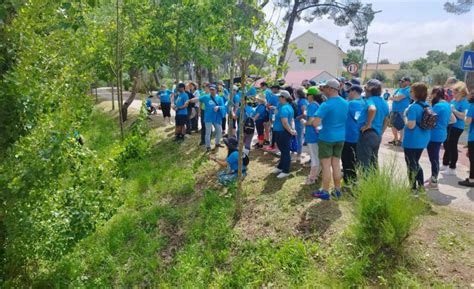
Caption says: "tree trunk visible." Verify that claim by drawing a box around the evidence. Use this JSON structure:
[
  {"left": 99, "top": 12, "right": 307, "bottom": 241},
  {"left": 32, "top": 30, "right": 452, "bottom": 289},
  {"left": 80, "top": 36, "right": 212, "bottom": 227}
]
[
  {"left": 121, "top": 68, "right": 140, "bottom": 122},
  {"left": 95, "top": 87, "right": 98, "bottom": 103},
  {"left": 208, "top": 67, "right": 214, "bottom": 83},
  {"left": 235, "top": 59, "right": 248, "bottom": 221},
  {"left": 152, "top": 67, "right": 160, "bottom": 86},
  {"left": 111, "top": 83, "right": 115, "bottom": 110},
  {"left": 196, "top": 63, "right": 203, "bottom": 87},
  {"left": 276, "top": 0, "right": 300, "bottom": 79},
  {"left": 228, "top": 35, "right": 236, "bottom": 132}
]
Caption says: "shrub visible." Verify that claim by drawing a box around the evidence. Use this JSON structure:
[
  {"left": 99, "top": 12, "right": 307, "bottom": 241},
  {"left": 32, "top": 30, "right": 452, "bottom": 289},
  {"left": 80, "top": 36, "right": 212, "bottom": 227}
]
[
  {"left": 371, "top": 70, "right": 387, "bottom": 82},
  {"left": 428, "top": 65, "right": 454, "bottom": 85}
]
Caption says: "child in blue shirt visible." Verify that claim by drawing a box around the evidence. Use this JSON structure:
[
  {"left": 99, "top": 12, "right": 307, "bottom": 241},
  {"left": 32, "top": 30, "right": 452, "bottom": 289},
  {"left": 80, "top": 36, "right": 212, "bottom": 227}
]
[
  {"left": 210, "top": 137, "right": 248, "bottom": 186},
  {"left": 253, "top": 94, "right": 267, "bottom": 148}
]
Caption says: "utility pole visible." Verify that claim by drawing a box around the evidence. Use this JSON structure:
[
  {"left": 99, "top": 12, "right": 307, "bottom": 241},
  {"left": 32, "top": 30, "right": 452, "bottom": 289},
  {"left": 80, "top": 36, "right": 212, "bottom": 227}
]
[
  {"left": 359, "top": 10, "right": 382, "bottom": 79},
  {"left": 374, "top": 41, "right": 388, "bottom": 72}
]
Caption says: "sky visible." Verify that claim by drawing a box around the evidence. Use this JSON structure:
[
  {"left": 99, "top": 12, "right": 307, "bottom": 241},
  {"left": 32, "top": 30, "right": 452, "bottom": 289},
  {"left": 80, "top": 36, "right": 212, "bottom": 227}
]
[{"left": 264, "top": 0, "right": 474, "bottom": 64}]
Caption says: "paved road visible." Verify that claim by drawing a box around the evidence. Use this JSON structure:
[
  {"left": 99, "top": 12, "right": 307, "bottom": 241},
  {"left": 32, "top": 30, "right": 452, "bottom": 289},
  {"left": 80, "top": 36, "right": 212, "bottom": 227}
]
[{"left": 93, "top": 88, "right": 474, "bottom": 213}]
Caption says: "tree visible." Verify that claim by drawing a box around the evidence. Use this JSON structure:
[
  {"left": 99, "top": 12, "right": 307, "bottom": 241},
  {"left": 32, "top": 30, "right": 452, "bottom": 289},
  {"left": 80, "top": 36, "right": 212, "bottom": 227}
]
[
  {"left": 399, "top": 61, "right": 410, "bottom": 69},
  {"left": 393, "top": 68, "right": 423, "bottom": 84},
  {"left": 426, "top": 50, "right": 448, "bottom": 64},
  {"left": 444, "top": 0, "right": 473, "bottom": 14},
  {"left": 274, "top": 0, "right": 375, "bottom": 77},
  {"left": 371, "top": 70, "right": 386, "bottom": 82},
  {"left": 411, "top": 58, "right": 432, "bottom": 75},
  {"left": 343, "top": 49, "right": 363, "bottom": 66},
  {"left": 428, "top": 65, "right": 454, "bottom": 85},
  {"left": 378, "top": 59, "right": 390, "bottom": 64}
]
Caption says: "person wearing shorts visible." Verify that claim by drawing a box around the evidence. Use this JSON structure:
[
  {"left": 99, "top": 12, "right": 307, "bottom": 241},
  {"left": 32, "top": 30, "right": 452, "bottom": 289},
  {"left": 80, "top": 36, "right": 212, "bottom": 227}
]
[
  {"left": 312, "top": 79, "right": 348, "bottom": 200},
  {"left": 157, "top": 84, "right": 172, "bottom": 125},
  {"left": 389, "top": 76, "right": 411, "bottom": 146}
]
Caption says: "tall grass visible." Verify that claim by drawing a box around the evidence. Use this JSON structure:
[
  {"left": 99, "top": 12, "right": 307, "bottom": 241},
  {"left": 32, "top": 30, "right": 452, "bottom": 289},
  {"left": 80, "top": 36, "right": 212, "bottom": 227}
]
[{"left": 340, "top": 165, "right": 424, "bottom": 284}]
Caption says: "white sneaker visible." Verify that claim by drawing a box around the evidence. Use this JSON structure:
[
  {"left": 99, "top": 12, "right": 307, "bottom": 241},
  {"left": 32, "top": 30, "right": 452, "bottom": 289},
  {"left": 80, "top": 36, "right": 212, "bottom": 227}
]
[
  {"left": 443, "top": 168, "right": 457, "bottom": 176},
  {"left": 440, "top": 165, "right": 448, "bottom": 172},
  {"left": 276, "top": 152, "right": 281, "bottom": 157},
  {"left": 271, "top": 167, "right": 282, "bottom": 174},
  {"left": 277, "top": 172, "right": 290, "bottom": 179}
]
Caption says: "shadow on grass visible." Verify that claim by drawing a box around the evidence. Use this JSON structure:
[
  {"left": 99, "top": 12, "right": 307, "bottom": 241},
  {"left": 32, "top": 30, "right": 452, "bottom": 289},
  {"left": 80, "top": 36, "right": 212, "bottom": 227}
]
[{"left": 296, "top": 200, "right": 342, "bottom": 239}]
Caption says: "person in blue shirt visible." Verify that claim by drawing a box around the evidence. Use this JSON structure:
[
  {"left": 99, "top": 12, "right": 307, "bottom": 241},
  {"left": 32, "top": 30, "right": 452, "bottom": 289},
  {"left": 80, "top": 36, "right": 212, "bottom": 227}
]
[
  {"left": 210, "top": 137, "right": 247, "bottom": 186},
  {"left": 145, "top": 95, "right": 157, "bottom": 115},
  {"left": 271, "top": 90, "right": 296, "bottom": 179},
  {"left": 459, "top": 92, "right": 474, "bottom": 187},
  {"left": 217, "top": 80, "right": 230, "bottom": 134},
  {"left": 234, "top": 96, "right": 256, "bottom": 150},
  {"left": 402, "top": 82, "right": 432, "bottom": 192},
  {"left": 441, "top": 81, "right": 470, "bottom": 176},
  {"left": 425, "top": 87, "right": 456, "bottom": 189},
  {"left": 342, "top": 85, "right": 364, "bottom": 183},
  {"left": 189, "top": 84, "right": 225, "bottom": 151},
  {"left": 295, "top": 88, "right": 309, "bottom": 162},
  {"left": 253, "top": 94, "right": 267, "bottom": 149},
  {"left": 259, "top": 82, "right": 272, "bottom": 145},
  {"left": 383, "top": 89, "right": 391, "bottom": 101},
  {"left": 300, "top": 86, "right": 321, "bottom": 185},
  {"left": 172, "top": 83, "right": 189, "bottom": 142},
  {"left": 389, "top": 76, "right": 411, "bottom": 146},
  {"left": 265, "top": 84, "right": 281, "bottom": 151},
  {"left": 198, "top": 83, "right": 210, "bottom": 146},
  {"left": 356, "top": 79, "right": 390, "bottom": 172},
  {"left": 157, "top": 84, "right": 172, "bottom": 125},
  {"left": 312, "top": 79, "right": 349, "bottom": 200}
]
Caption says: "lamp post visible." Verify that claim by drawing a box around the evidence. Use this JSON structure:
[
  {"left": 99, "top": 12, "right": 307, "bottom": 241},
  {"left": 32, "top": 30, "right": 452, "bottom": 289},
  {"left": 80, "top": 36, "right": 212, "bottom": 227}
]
[{"left": 374, "top": 41, "right": 388, "bottom": 72}]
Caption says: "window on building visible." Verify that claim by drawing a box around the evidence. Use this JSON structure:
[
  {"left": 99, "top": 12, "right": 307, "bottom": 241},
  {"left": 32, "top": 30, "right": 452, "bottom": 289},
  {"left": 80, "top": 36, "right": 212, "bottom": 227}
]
[
  {"left": 308, "top": 43, "right": 314, "bottom": 49},
  {"left": 310, "top": 57, "right": 317, "bottom": 64}
]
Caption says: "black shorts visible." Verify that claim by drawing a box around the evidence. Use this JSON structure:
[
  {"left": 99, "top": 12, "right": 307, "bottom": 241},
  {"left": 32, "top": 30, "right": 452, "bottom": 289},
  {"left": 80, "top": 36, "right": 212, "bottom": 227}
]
[
  {"left": 256, "top": 121, "right": 264, "bottom": 136},
  {"left": 161, "top": 102, "right": 171, "bottom": 117},
  {"left": 175, "top": 114, "right": 187, "bottom": 126}
]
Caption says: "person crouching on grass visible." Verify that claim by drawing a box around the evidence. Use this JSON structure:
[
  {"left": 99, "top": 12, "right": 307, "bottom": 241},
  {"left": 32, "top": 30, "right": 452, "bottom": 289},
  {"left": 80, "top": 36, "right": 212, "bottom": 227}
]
[
  {"left": 173, "top": 83, "right": 189, "bottom": 143},
  {"left": 210, "top": 137, "right": 248, "bottom": 186}
]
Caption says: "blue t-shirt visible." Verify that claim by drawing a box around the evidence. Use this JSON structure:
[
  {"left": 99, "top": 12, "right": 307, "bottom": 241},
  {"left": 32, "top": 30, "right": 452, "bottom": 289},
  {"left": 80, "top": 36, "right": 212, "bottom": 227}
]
[
  {"left": 157, "top": 89, "right": 171, "bottom": 103},
  {"left": 451, "top": 98, "right": 469, "bottom": 130},
  {"left": 315, "top": 96, "right": 348, "bottom": 143},
  {"left": 227, "top": 151, "right": 241, "bottom": 172},
  {"left": 199, "top": 94, "right": 225, "bottom": 124},
  {"left": 305, "top": 102, "right": 319, "bottom": 144},
  {"left": 392, "top": 86, "right": 411, "bottom": 113},
  {"left": 467, "top": 104, "right": 474, "bottom": 142},
  {"left": 431, "top": 101, "right": 451, "bottom": 142},
  {"left": 273, "top": 103, "right": 294, "bottom": 132},
  {"left": 402, "top": 102, "right": 431, "bottom": 149},
  {"left": 345, "top": 98, "right": 364, "bottom": 143},
  {"left": 383, "top": 92, "right": 390, "bottom": 100},
  {"left": 236, "top": 105, "right": 255, "bottom": 123},
  {"left": 295, "top": 98, "right": 309, "bottom": 129},
  {"left": 358, "top": 96, "right": 390, "bottom": 137},
  {"left": 233, "top": 92, "right": 241, "bottom": 107},
  {"left": 246, "top": 86, "right": 257, "bottom": 97},
  {"left": 254, "top": 103, "right": 267, "bottom": 123},
  {"left": 174, "top": 92, "right": 189, "bottom": 116},
  {"left": 146, "top": 98, "right": 153, "bottom": 108},
  {"left": 266, "top": 93, "right": 279, "bottom": 118}
]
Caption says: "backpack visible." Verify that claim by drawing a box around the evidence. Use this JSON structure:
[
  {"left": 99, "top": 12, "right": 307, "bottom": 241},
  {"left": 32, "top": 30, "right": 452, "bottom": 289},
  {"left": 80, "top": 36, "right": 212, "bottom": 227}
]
[
  {"left": 244, "top": 112, "right": 255, "bottom": 135},
  {"left": 291, "top": 102, "right": 298, "bottom": 119},
  {"left": 416, "top": 102, "right": 438, "bottom": 130},
  {"left": 243, "top": 154, "right": 250, "bottom": 166}
]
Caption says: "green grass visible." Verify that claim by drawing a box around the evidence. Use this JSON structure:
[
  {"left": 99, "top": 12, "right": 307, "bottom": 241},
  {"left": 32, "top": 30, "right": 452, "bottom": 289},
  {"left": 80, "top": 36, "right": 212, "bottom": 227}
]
[{"left": 21, "top": 109, "right": 474, "bottom": 288}]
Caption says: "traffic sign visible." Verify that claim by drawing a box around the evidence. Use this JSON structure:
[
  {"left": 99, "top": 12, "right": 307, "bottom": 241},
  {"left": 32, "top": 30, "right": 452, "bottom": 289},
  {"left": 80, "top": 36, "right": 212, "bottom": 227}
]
[
  {"left": 347, "top": 63, "right": 359, "bottom": 74},
  {"left": 461, "top": 51, "right": 474, "bottom": 72}
]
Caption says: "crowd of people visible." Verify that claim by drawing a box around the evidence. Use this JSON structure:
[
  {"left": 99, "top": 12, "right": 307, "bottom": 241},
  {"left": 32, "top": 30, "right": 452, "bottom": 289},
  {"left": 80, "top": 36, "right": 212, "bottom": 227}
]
[{"left": 146, "top": 75, "right": 473, "bottom": 196}]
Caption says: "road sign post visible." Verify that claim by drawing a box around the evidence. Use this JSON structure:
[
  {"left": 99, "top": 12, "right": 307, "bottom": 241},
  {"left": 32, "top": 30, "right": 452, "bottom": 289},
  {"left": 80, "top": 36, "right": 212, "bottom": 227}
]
[{"left": 461, "top": 51, "right": 474, "bottom": 72}]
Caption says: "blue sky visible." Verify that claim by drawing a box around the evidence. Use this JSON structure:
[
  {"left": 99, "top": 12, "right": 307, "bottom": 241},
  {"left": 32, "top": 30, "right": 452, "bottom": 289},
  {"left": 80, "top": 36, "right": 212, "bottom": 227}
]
[{"left": 266, "top": 0, "right": 473, "bottom": 63}]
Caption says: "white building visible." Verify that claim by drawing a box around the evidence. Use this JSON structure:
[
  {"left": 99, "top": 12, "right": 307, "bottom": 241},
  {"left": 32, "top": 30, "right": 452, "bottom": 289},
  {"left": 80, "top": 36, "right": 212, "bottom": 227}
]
[{"left": 283, "top": 30, "right": 346, "bottom": 78}]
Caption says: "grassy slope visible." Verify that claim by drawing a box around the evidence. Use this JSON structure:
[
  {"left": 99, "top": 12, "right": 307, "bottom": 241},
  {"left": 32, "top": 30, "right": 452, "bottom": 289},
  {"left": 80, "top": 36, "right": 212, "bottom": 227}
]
[{"left": 36, "top": 104, "right": 474, "bottom": 288}]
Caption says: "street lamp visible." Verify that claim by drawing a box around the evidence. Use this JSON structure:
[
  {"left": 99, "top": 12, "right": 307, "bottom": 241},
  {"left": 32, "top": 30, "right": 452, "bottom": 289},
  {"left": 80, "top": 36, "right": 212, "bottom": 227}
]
[{"left": 374, "top": 41, "right": 388, "bottom": 71}]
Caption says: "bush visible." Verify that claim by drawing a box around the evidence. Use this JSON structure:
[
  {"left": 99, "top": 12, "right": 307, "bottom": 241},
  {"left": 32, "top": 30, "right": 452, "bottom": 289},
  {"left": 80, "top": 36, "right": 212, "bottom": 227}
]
[
  {"left": 371, "top": 70, "right": 387, "bottom": 82},
  {"left": 341, "top": 166, "right": 424, "bottom": 284},
  {"left": 428, "top": 65, "right": 454, "bottom": 85},
  {"left": 392, "top": 68, "right": 423, "bottom": 85}
]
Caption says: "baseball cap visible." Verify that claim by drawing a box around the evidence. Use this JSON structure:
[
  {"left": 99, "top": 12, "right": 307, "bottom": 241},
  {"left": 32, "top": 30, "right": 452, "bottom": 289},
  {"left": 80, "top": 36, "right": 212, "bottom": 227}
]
[
  {"left": 209, "top": 84, "right": 217, "bottom": 90},
  {"left": 307, "top": 86, "right": 320, "bottom": 96},
  {"left": 217, "top": 80, "right": 225, "bottom": 86},
  {"left": 270, "top": 84, "right": 281, "bottom": 89},
  {"left": 324, "top": 79, "right": 340, "bottom": 90},
  {"left": 337, "top": 76, "right": 346, "bottom": 82},
  {"left": 400, "top": 76, "right": 411, "bottom": 82},
  {"left": 348, "top": 85, "right": 363, "bottom": 94},
  {"left": 177, "top": 83, "right": 186, "bottom": 89},
  {"left": 309, "top": 80, "right": 317, "bottom": 86},
  {"left": 279, "top": 90, "right": 292, "bottom": 100},
  {"left": 223, "top": 137, "right": 238, "bottom": 150}
]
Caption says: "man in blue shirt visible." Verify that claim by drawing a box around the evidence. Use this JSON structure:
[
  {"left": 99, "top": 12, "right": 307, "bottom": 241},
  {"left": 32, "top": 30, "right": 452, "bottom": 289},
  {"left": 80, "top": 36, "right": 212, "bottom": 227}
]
[
  {"left": 173, "top": 83, "right": 189, "bottom": 143},
  {"left": 312, "top": 79, "right": 349, "bottom": 200},
  {"left": 342, "top": 85, "right": 364, "bottom": 183},
  {"left": 357, "top": 79, "right": 390, "bottom": 170},
  {"left": 265, "top": 84, "right": 281, "bottom": 151},
  {"left": 389, "top": 76, "right": 411, "bottom": 146},
  {"left": 260, "top": 82, "right": 273, "bottom": 145},
  {"left": 157, "top": 84, "right": 172, "bottom": 125}
]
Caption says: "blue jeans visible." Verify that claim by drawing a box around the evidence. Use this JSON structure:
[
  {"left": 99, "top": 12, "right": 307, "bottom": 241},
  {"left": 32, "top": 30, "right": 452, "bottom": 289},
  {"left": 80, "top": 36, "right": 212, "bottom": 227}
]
[
  {"left": 427, "top": 141, "right": 442, "bottom": 179},
  {"left": 274, "top": 130, "right": 291, "bottom": 173},
  {"left": 404, "top": 148, "right": 424, "bottom": 190},
  {"left": 356, "top": 130, "right": 381, "bottom": 171},
  {"left": 296, "top": 124, "right": 304, "bottom": 154},
  {"left": 205, "top": 122, "right": 222, "bottom": 149}
]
